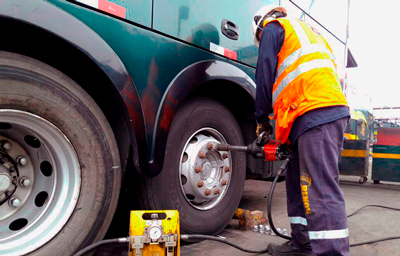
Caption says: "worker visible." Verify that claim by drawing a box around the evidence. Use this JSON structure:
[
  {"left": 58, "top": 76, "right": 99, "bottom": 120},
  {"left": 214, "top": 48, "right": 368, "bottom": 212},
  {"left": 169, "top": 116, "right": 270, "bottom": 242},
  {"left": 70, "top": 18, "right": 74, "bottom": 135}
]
[{"left": 252, "top": 5, "right": 350, "bottom": 256}]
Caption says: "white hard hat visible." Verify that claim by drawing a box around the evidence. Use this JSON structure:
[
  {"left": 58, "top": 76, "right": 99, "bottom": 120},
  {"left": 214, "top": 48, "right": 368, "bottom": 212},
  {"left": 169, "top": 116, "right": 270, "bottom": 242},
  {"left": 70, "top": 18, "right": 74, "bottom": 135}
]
[{"left": 252, "top": 5, "right": 287, "bottom": 47}]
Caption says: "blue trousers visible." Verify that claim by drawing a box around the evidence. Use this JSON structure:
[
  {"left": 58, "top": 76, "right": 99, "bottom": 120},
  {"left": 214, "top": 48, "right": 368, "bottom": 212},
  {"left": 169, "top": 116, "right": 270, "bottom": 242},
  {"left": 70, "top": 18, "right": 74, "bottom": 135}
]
[{"left": 286, "top": 117, "right": 350, "bottom": 255}]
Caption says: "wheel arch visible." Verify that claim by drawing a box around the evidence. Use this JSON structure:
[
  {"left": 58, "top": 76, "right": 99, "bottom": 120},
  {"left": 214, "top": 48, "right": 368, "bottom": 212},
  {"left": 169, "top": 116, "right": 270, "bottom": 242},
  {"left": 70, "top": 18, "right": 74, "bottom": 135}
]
[
  {"left": 0, "top": 1, "right": 146, "bottom": 175},
  {"left": 151, "top": 60, "right": 257, "bottom": 176}
]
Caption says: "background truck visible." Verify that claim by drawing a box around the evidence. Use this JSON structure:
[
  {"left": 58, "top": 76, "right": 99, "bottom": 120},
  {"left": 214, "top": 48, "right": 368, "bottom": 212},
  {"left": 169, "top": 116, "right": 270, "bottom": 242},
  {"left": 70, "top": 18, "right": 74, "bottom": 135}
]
[{"left": 0, "top": 0, "right": 352, "bottom": 255}]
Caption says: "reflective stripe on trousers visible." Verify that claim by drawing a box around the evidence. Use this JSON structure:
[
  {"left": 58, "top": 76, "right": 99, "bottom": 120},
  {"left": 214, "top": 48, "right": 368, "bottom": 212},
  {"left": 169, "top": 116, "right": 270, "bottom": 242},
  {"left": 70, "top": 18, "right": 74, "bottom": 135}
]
[
  {"left": 309, "top": 228, "right": 349, "bottom": 240},
  {"left": 289, "top": 216, "right": 308, "bottom": 226}
]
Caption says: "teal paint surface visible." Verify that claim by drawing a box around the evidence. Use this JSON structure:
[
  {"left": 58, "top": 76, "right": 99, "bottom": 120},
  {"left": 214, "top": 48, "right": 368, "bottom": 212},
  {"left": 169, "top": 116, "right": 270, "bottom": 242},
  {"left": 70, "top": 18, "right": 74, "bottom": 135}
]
[
  {"left": 373, "top": 145, "right": 400, "bottom": 154},
  {"left": 153, "top": 0, "right": 279, "bottom": 67},
  {"left": 48, "top": 0, "right": 257, "bottom": 158},
  {"left": 339, "top": 140, "right": 368, "bottom": 177},
  {"left": 372, "top": 159, "right": 400, "bottom": 183},
  {"left": 372, "top": 145, "right": 400, "bottom": 182},
  {"left": 76, "top": 0, "right": 152, "bottom": 27}
]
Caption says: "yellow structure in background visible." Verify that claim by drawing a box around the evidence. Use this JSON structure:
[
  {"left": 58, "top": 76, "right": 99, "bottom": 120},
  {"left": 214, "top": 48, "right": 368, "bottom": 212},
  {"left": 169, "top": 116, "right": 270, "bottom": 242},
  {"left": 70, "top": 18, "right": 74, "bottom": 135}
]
[
  {"left": 129, "top": 210, "right": 180, "bottom": 256},
  {"left": 344, "top": 133, "right": 359, "bottom": 140}
]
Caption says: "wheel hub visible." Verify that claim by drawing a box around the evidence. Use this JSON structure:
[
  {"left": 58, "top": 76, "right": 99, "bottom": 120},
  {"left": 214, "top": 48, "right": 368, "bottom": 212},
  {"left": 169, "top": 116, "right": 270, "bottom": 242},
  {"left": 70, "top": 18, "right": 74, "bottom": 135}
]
[
  {"left": 0, "top": 110, "right": 80, "bottom": 256},
  {"left": 0, "top": 151, "right": 19, "bottom": 204},
  {"left": 0, "top": 173, "right": 11, "bottom": 192},
  {"left": 200, "top": 162, "right": 213, "bottom": 180},
  {"left": 179, "top": 128, "right": 232, "bottom": 210}
]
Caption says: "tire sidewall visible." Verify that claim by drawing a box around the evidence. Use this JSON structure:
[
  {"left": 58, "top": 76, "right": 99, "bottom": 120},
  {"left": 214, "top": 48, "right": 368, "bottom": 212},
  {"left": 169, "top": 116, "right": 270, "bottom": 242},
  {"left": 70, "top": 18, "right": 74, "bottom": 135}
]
[
  {"left": 153, "top": 98, "right": 245, "bottom": 234},
  {"left": 0, "top": 52, "right": 120, "bottom": 256}
]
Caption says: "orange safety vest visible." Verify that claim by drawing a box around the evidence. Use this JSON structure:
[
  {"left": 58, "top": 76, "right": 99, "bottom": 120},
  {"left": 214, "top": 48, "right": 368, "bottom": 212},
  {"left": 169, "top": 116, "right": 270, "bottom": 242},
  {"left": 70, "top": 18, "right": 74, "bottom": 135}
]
[{"left": 262, "top": 17, "right": 348, "bottom": 144}]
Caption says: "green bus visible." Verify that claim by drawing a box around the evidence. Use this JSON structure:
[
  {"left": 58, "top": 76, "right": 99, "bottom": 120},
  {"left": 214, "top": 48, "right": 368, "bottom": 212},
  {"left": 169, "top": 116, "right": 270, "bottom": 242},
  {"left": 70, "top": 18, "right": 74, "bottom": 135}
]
[{"left": 0, "top": 0, "right": 352, "bottom": 255}]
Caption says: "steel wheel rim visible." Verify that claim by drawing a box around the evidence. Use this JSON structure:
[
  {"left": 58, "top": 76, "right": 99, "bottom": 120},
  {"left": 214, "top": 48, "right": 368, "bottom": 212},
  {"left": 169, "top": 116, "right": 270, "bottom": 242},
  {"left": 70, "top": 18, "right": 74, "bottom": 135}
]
[
  {"left": 0, "top": 110, "right": 80, "bottom": 256},
  {"left": 179, "top": 128, "right": 232, "bottom": 210}
]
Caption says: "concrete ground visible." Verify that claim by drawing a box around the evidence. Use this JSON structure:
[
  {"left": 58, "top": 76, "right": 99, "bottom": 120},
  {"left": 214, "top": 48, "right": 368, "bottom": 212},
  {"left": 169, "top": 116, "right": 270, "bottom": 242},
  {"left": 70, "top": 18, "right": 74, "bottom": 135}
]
[
  {"left": 180, "top": 176, "right": 400, "bottom": 256},
  {"left": 95, "top": 163, "right": 400, "bottom": 256}
]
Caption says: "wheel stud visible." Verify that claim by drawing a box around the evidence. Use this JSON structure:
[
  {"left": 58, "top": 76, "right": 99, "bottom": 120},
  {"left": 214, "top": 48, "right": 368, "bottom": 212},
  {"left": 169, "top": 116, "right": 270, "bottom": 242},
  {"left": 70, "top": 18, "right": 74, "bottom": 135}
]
[
  {"left": 197, "top": 180, "right": 204, "bottom": 187},
  {"left": 17, "top": 156, "right": 28, "bottom": 166},
  {"left": 204, "top": 188, "right": 211, "bottom": 196},
  {"left": 207, "top": 142, "right": 214, "bottom": 151},
  {"left": 9, "top": 197, "right": 21, "bottom": 208},
  {"left": 19, "top": 177, "right": 32, "bottom": 187},
  {"left": 194, "top": 166, "right": 202, "bottom": 173},
  {"left": 199, "top": 151, "right": 206, "bottom": 159},
  {"left": 224, "top": 166, "right": 230, "bottom": 173},
  {"left": 213, "top": 188, "right": 220, "bottom": 195},
  {"left": 221, "top": 180, "right": 228, "bottom": 186},
  {"left": 1, "top": 141, "right": 12, "bottom": 151},
  {"left": 222, "top": 153, "right": 229, "bottom": 159}
]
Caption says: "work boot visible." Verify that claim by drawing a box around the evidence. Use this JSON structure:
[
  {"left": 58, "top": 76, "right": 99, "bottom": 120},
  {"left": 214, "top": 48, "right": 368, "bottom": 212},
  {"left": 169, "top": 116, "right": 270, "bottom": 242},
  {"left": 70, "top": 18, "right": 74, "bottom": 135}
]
[{"left": 267, "top": 241, "right": 312, "bottom": 256}]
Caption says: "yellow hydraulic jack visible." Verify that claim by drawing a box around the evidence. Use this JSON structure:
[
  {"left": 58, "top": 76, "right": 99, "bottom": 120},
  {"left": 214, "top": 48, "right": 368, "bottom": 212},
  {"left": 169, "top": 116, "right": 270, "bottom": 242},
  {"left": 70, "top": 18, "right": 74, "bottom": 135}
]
[{"left": 129, "top": 210, "right": 180, "bottom": 256}]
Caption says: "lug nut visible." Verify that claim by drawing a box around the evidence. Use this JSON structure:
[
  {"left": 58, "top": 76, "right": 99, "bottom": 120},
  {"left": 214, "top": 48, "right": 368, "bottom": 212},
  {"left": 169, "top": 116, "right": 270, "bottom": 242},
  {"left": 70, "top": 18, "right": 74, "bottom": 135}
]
[
  {"left": 19, "top": 177, "right": 32, "bottom": 187},
  {"left": 198, "top": 151, "right": 206, "bottom": 159},
  {"left": 17, "top": 156, "right": 28, "bottom": 166},
  {"left": 204, "top": 189, "right": 211, "bottom": 196},
  {"left": 207, "top": 142, "right": 214, "bottom": 151},
  {"left": 1, "top": 141, "right": 12, "bottom": 151},
  {"left": 264, "top": 225, "right": 271, "bottom": 235},
  {"left": 197, "top": 180, "right": 204, "bottom": 187},
  {"left": 9, "top": 197, "right": 21, "bottom": 208},
  {"left": 253, "top": 225, "right": 259, "bottom": 232},
  {"left": 224, "top": 166, "right": 230, "bottom": 173},
  {"left": 222, "top": 153, "right": 229, "bottom": 159},
  {"left": 221, "top": 180, "right": 228, "bottom": 186},
  {"left": 258, "top": 224, "right": 265, "bottom": 234},
  {"left": 213, "top": 188, "right": 220, "bottom": 195},
  {"left": 194, "top": 166, "right": 202, "bottom": 173}
]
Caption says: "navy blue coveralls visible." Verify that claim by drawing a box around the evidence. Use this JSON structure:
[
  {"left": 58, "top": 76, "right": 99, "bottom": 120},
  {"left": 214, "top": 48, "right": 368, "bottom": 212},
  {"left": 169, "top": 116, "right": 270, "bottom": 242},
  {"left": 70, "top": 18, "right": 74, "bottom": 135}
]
[{"left": 255, "top": 22, "right": 351, "bottom": 255}]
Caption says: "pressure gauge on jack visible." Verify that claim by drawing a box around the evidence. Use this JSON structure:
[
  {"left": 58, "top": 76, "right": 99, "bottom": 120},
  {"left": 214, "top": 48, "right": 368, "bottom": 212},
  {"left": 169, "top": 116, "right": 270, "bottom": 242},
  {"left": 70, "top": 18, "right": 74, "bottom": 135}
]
[{"left": 149, "top": 226, "right": 162, "bottom": 240}]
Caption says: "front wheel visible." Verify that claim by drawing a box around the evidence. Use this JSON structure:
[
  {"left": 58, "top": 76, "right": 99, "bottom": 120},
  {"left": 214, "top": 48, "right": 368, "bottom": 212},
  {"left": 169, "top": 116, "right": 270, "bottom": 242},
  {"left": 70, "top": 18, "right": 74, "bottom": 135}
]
[
  {"left": 139, "top": 98, "right": 246, "bottom": 234},
  {"left": 0, "top": 52, "right": 121, "bottom": 256}
]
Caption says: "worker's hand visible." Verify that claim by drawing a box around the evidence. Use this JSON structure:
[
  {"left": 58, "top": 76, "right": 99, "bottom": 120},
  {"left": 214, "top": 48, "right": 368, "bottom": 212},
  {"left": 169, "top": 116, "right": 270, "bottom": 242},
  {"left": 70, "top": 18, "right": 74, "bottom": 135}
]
[{"left": 256, "top": 121, "right": 273, "bottom": 137}]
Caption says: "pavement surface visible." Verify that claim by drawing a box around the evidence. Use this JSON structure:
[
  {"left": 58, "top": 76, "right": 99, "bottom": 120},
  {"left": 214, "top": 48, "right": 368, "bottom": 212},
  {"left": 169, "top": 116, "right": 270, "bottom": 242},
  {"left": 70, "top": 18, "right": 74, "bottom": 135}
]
[
  {"left": 180, "top": 177, "right": 400, "bottom": 256},
  {"left": 94, "top": 167, "right": 400, "bottom": 256}
]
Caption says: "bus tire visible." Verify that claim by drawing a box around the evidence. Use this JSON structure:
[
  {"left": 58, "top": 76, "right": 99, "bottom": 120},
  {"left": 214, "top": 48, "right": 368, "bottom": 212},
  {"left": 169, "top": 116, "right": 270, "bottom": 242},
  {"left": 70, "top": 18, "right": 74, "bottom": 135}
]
[
  {"left": 140, "top": 97, "right": 246, "bottom": 235},
  {"left": 0, "top": 51, "right": 121, "bottom": 256}
]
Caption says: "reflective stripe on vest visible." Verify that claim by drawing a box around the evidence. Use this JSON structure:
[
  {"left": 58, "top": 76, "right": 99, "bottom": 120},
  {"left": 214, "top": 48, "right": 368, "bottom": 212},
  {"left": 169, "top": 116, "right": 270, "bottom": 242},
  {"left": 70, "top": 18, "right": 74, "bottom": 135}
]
[
  {"left": 309, "top": 228, "right": 349, "bottom": 240},
  {"left": 271, "top": 18, "right": 336, "bottom": 105},
  {"left": 264, "top": 17, "right": 347, "bottom": 144},
  {"left": 288, "top": 216, "right": 307, "bottom": 226},
  {"left": 276, "top": 44, "right": 333, "bottom": 81},
  {"left": 289, "top": 18, "right": 310, "bottom": 47},
  {"left": 272, "top": 59, "right": 336, "bottom": 105}
]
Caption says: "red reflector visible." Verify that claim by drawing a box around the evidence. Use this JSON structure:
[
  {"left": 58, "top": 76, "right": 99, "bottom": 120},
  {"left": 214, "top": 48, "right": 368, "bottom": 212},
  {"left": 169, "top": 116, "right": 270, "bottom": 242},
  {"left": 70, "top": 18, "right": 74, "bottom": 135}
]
[
  {"left": 224, "top": 48, "right": 237, "bottom": 60},
  {"left": 99, "top": 0, "right": 126, "bottom": 18}
]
